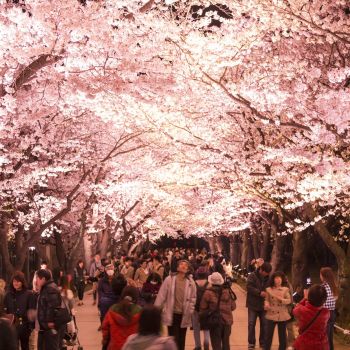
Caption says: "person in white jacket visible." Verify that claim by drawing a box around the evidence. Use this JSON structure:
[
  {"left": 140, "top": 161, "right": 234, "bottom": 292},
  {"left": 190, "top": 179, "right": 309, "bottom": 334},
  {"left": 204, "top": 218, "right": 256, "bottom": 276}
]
[
  {"left": 122, "top": 305, "right": 176, "bottom": 350},
  {"left": 154, "top": 260, "right": 196, "bottom": 350}
]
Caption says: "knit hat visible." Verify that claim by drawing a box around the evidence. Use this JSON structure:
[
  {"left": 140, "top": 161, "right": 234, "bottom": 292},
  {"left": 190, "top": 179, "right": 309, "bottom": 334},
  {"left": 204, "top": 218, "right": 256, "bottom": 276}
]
[{"left": 208, "top": 272, "right": 224, "bottom": 286}]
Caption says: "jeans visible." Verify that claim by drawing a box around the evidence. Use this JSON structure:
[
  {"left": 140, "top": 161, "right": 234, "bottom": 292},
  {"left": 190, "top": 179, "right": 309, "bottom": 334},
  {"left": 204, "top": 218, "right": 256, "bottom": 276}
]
[
  {"left": 192, "top": 311, "right": 210, "bottom": 349},
  {"left": 209, "top": 323, "right": 231, "bottom": 350},
  {"left": 76, "top": 282, "right": 85, "bottom": 301},
  {"left": 38, "top": 329, "right": 59, "bottom": 350},
  {"left": 248, "top": 308, "right": 266, "bottom": 347},
  {"left": 15, "top": 324, "right": 32, "bottom": 350},
  {"left": 327, "top": 310, "right": 336, "bottom": 350},
  {"left": 168, "top": 313, "right": 187, "bottom": 350},
  {"left": 264, "top": 320, "right": 287, "bottom": 350}
]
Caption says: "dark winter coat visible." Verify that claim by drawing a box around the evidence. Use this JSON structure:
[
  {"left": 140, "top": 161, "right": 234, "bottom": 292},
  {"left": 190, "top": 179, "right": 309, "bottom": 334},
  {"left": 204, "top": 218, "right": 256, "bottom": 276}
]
[
  {"left": 4, "top": 289, "right": 35, "bottom": 329},
  {"left": 74, "top": 266, "right": 87, "bottom": 285},
  {"left": 98, "top": 276, "right": 120, "bottom": 321},
  {"left": 0, "top": 318, "right": 17, "bottom": 350},
  {"left": 293, "top": 299, "right": 330, "bottom": 350},
  {"left": 246, "top": 270, "right": 269, "bottom": 311},
  {"left": 37, "top": 280, "right": 61, "bottom": 330}
]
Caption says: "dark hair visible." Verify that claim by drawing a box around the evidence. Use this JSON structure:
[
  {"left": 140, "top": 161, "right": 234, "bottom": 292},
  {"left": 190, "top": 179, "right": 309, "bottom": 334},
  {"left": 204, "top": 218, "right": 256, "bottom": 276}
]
[
  {"left": 146, "top": 272, "right": 162, "bottom": 284},
  {"left": 269, "top": 271, "right": 288, "bottom": 288},
  {"left": 77, "top": 260, "right": 84, "bottom": 266},
  {"left": 118, "top": 286, "right": 140, "bottom": 321},
  {"left": 125, "top": 257, "right": 133, "bottom": 262},
  {"left": 41, "top": 260, "right": 48, "bottom": 265},
  {"left": 153, "top": 255, "right": 162, "bottom": 263},
  {"left": 111, "top": 274, "right": 127, "bottom": 296},
  {"left": 320, "top": 267, "right": 338, "bottom": 297},
  {"left": 308, "top": 284, "right": 328, "bottom": 307},
  {"left": 10, "top": 271, "right": 27, "bottom": 291},
  {"left": 260, "top": 262, "right": 272, "bottom": 274},
  {"left": 36, "top": 269, "right": 51, "bottom": 281},
  {"left": 138, "top": 305, "right": 162, "bottom": 336}
]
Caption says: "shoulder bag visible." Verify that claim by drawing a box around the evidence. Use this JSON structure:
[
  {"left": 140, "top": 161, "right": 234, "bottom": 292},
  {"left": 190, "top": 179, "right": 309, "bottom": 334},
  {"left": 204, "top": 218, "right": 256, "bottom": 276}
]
[{"left": 199, "top": 288, "right": 223, "bottom": 330}]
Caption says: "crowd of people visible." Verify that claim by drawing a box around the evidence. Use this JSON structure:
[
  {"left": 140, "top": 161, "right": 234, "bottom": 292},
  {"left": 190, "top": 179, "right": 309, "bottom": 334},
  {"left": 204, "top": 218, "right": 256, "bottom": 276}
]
[{"left": 0, "top": 247, "right": 340, "bottom": 350}]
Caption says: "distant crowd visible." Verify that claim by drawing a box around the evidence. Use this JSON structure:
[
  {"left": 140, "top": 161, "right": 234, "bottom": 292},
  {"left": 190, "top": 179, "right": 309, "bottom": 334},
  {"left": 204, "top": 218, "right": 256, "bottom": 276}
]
[{"left": 0, "top": 247, "right": 338, "bottom": 350}]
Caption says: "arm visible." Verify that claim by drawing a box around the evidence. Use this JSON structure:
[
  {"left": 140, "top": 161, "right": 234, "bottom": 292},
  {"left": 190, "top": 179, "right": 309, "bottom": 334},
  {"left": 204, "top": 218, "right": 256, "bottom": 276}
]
[
  {"left": 134, "top": 268, "right": 140, "bottom": 281},
  {"left": 281, "top": 288, "right": 292, "bottom": 305},
  {"left": 246, "top": 274, "right": 262, "bottom": 297},
  {"left": 293, "top": 298, "right": 307, "bottom": 319},
  {"left": 46, "top": 290, "right": 62, "bottom": 326},
  {"left": 189, "top": 281, "right": 197, "bottom": 313},
  {"left": 199, "top": 290, "right": 209, "bottom": 312},
  {"left": 154, "top": 276, "right": 169, "bottom": 308}
]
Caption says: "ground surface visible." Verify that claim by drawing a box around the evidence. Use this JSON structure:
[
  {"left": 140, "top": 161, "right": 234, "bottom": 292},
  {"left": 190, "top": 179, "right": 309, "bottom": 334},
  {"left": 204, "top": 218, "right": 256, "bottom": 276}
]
[{"left": 75, "top": 283, "right": 348, "bottom": 349}]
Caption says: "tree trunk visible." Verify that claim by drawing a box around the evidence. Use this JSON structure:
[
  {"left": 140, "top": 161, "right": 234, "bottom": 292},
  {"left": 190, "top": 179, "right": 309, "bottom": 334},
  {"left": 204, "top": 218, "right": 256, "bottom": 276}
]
[
  {"left": 215, "top": 236, "right": 224, "bottom": 254},
  {"left": 229, "top": 235, "right": 240, "bottom": 266},
  {"left": 54, "top": 231, "right": 67, "bottom": 269},
  {"left": 337, "top": 252, "right": 350, "bottom": 324},
  {"left": 291, "top": 230, "right": 309, "bottom": 291},
  {"left": 100, "top": 229, "right": 110, "bottom": 259},
  {"left": 270, "top": 235, "right": 287, "bottom": 273},
  {"left": 251, "top": 230, "right": 260, "bottom": 260},
  {"left": 206, "top": 237, "right": 216, "bottom": 254},
  {"left": 0, "top": 219, "right": 14, "bottom": 280},
  {"left": 83, "top": 232, "right": 93, "bottom": 271},
  {"left": 241, "top": 231, "right": 249, "bottom": 269},
  {"left": 260, "top": 221, "right": 271, "bottom": 260}
]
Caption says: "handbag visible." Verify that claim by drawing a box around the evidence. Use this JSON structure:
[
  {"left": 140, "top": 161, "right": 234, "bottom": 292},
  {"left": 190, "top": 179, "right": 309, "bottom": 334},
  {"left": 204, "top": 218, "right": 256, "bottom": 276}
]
[
  {"left": 199, "top": 288, "right": 223, "bottom": 330},
  {"left": 54, "top": 298, "right": 72, "bottom": 328}
]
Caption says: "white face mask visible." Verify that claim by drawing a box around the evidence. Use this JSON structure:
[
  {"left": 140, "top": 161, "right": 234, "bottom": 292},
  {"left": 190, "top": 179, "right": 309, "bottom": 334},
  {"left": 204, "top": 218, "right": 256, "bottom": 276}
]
[
  {"left": 41, "top": 265, "right": 47, "bottom": 270},
  {"left": 106, "top": 270, "right": 114, "bottom": 277},
  {"left": 150, "top": 280, "right": 157, "bottom": 285}
]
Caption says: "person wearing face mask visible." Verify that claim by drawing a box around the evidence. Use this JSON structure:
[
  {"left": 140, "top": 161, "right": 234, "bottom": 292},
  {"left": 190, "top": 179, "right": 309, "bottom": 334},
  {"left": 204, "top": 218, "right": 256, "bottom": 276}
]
[
  {"left": 98, "top": 265, "right": 127, "bottom": 325},
  {"left": 141, "top": 273, "right": 162, "bottom": 305}
]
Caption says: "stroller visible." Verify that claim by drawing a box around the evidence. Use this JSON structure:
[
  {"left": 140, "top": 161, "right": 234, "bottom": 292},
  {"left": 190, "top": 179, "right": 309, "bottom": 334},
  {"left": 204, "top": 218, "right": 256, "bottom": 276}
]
[{"left": 63, "top": 314, "right": 83, "bottom": 350}]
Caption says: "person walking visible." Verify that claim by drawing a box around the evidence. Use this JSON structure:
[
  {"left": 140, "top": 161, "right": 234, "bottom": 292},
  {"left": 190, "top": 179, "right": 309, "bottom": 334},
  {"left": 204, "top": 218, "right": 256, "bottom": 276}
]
[
  {"left": 152, "top": 256, "right": 165, "bottom": 281},
  {"left": 98, "top": 264, "right": 125, "bottom": 324},
  {"left": 134, "top": 259, "right": 149, "bottom": 288},
  {"left": 36, "top": 269, "right": 63, "bottom": 350},
  {"left": 264, "top": 271, "right": 292, "bottom": 350},
  {"left": 193, "top": 266, "right": 210, "bottom": 350},
  {"left": 74, "top": 260, "right": 88, "bottom": 306},
  {"left": 122, "top": 305, "right": 177, "bottom": 350},
  {"left": 141, "top": 272, "right": 162, "bottom": 305},
  {"left": 120, "top": 257, "right": 135, "bottom": 282},
  {"left": 155, "top": 260, "right": 197, "bottom": 350},
  {"left": 320, "top": 267, "right": 338, "bottom": 350},
  {"left": 293, "top": 284, "right": 330, "bottom": 350},
  {"left": 246, "top": 262, "right": 272, "bottom": 349},
  {"left": 200, "top": 272, "right": 236, "bottom": 350},
  {"left": 4, "top": 271, "right": 35, "bottom": 350},
  {"left": 90, "top": 254, "right": 103, "bottom": 305},
  {"left": 102, "top": 286, "right": 142, "bottom": 350}
]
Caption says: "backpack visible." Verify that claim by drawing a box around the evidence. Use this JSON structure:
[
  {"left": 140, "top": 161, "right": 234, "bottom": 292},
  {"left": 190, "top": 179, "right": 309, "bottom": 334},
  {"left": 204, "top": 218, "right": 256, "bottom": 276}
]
[{"left": 195, "top": 281, "right": 209, "bottom": 311}]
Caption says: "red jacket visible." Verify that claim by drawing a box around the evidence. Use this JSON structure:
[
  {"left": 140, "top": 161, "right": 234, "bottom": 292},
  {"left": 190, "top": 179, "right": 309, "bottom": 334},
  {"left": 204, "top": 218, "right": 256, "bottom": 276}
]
[
  {"left": 293, "top": 299, "right": 330, "bottom": 350},
  {"left": 102, "top": 303, "right": 142, "bottom": 350}
]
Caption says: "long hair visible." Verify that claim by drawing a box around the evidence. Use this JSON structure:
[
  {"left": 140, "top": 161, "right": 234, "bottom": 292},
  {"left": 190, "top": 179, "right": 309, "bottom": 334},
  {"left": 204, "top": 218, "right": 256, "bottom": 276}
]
[
  {"left": 10, "top": 271, "right": 28, "bottom": 291},
  {"left": 320, "top": 267, "right": 338, "bottom": 297}
]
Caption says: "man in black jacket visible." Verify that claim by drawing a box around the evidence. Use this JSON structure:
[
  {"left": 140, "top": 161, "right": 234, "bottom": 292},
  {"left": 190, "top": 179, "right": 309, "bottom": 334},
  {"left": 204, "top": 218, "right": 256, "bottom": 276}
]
[
  {"left": 36, "top": 269, "right": 62, "bottom": 350},
  {"left": 246, "top": 262, "right": 272, "bottom": 349}
]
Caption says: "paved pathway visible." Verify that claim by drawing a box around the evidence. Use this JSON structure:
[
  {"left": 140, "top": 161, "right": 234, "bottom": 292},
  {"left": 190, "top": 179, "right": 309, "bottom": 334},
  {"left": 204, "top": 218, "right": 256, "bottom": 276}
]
[{"left": 75, "top": 284, "right": 348, "bottom": 349}]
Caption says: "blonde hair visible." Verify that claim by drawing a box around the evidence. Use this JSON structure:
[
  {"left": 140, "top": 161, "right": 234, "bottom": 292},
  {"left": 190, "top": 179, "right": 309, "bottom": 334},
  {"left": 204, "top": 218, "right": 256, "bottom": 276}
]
[{"left": 0, "top": 279, "right": 6, "bottom": 291}]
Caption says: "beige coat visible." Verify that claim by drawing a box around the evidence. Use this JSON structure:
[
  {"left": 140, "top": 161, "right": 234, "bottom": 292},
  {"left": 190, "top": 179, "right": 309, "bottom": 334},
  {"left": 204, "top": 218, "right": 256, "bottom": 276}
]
[{"left": 265, "top": 286, "right": 291, "bottom": 322}]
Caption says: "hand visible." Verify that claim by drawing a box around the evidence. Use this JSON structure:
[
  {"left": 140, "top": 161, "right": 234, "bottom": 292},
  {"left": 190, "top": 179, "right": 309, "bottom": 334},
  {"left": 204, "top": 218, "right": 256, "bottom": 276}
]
[
  {"left": 260, "top": 291, "right": 267, "bottom": 298},
  {"left": 48, "top": 322, "right": 55, "bottom": 329}
]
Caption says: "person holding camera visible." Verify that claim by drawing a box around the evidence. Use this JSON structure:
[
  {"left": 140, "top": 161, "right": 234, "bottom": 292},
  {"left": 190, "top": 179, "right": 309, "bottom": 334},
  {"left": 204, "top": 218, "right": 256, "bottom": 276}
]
[
  {"left": 246, "top": 262, "right": 272, "bottom": 349},
  {"left": 200, "top": 272, "right": 236, "bottom": 350},
  {"left": 293, "top": 284, "right": 330, "bottom": 350}
]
